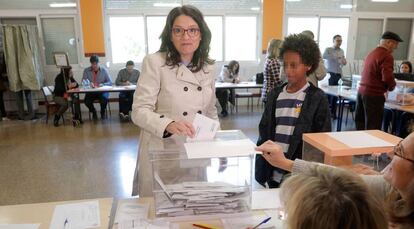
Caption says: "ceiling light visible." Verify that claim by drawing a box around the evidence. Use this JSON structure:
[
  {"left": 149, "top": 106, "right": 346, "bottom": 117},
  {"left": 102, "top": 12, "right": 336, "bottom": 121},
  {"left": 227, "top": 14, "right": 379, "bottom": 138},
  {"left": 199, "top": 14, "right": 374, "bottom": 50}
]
[
  {"left": 49, "top": 2, "right": 77, "bottom": 8},
  {"left": 153, "top": 3, "right": 181, "bottom": 7},
  {"left": 286, "top": 0, "right": 301, "bottom": 2},
  {"left": 340, "top": 4, "right": 353, "bottom": 9},
  {"left": 371, "top": 0, "right": 398, "bottom": 2},
  {"left": 251, "top": 7, "right": 260, "bottom": 11}
]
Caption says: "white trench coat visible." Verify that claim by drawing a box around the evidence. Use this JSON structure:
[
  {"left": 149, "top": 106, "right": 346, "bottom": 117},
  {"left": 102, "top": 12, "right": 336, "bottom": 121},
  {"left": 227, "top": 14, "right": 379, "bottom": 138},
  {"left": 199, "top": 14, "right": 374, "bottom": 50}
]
[{"left": 131, "top": 52, "right": 219, "bottom": 197}]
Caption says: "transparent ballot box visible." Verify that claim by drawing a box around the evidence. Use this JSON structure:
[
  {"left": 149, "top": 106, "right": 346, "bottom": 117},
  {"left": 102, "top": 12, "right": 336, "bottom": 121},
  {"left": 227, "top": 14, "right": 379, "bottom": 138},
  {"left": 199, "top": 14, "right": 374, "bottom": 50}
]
[
  {"left": 387, "top": 80, "right": 414, "bottom": 105},
  {"left": 148, "top": 130, "right": 254, "bottom": 218},
  {"left": 302, "top": 130, "right": 400, "bottom": 171}
]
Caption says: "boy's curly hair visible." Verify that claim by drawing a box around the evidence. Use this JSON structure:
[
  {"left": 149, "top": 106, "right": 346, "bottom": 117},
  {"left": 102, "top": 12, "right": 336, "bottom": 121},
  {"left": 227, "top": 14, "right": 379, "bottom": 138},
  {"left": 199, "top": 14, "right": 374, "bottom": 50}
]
[{"left": 278, "top": 34, "right": 320, "bottom": 75}]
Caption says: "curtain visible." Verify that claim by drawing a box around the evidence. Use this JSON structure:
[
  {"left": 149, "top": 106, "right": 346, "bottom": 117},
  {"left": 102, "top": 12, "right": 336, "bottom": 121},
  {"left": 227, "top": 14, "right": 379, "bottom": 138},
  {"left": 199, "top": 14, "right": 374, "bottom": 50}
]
[{"left": 1, "top": 25, "right": 43, "bottom": 92}]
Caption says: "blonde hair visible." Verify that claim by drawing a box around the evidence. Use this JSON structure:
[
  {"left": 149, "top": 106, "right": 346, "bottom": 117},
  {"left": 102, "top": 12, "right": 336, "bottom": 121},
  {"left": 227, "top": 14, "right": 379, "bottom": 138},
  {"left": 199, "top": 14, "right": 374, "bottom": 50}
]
[
  {"left": 280, "top": 166, "right": 387, "bottom": 229},
  {"left": 267, "top": 39, "right": 283, "bottom": 59}
]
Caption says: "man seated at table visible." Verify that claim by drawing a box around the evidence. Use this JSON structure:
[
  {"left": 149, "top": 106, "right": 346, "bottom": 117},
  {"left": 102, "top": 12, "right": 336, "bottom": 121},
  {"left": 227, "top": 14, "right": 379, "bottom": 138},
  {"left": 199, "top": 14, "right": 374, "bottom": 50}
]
[
  {"left": 82, "top": 55, "right": 112, "bottom": 120},
  {"left": 215, "top": 60, "right": 240, "bottom": 117},
  {"left": 115, "top": 60, "right": 140, "bottom": 121}
]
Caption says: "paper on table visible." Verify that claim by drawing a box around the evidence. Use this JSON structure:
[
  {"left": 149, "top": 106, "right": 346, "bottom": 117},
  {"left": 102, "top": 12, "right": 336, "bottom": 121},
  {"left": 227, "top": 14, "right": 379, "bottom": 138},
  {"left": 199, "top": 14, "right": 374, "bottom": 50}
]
[
  {"left": 118, "top": 219, "right": 169, "bottom": 229},
  {"left": 49, "top": 200, "right": 100, "bottom": 229},
  {"left": 99, "top": 85, "right": 113, "bottom": 89},
  {"left": 186, "top": 113, "right": 219, "bottom": 142},
  {"left": 221, "top": 214, "right": 276, "bottom": 229},
  {"left": 184, "top": 139, "right": 257, "bottom": 159},
  {"left": 0, "top": 225, "right": 40, "bottom": 229},
  {"left": 251, "top": 189, "right": 281, "bottom": 210},
  {"left": 326, "top": 132, "right": 394, "bottom": 148},
  {"left": 114, "top": 200, "right": 149, "bottom": 223}
]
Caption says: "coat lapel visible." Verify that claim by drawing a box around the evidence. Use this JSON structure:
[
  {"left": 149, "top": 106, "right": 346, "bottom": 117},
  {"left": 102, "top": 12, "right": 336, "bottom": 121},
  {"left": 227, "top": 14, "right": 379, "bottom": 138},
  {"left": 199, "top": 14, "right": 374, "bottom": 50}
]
[{"left": 176, "top": 64, "right": 201, "bottom": 86}]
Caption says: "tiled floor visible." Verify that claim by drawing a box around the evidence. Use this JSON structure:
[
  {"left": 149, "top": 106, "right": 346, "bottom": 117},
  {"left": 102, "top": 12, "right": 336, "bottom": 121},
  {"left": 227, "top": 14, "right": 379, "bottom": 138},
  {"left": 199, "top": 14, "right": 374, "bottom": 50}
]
[{"left": 0, "top": 105, "right": 355, "bottom": 205}]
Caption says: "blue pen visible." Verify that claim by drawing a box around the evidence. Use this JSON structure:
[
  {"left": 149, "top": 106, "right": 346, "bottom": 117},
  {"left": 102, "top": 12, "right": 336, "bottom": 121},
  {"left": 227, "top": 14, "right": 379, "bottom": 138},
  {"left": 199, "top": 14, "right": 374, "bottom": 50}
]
[{"left": 252, "top": 217, "right": 272, "bottom": 229}]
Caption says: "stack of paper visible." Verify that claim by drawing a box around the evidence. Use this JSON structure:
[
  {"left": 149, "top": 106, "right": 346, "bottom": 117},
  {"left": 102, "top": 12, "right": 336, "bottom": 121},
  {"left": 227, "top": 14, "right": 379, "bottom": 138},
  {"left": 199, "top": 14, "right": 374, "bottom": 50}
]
[{"left": 154, "top": 181, "right": 249, "bottom": 217}]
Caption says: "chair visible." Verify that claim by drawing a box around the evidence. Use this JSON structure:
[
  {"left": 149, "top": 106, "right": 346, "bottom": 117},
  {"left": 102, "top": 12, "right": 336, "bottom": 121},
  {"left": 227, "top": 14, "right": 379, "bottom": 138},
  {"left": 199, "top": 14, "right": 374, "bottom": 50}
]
[
  {"left": 235, "top": 89, "right": 261, "bottom": 112},
  {"left": 87, "top": 99, "right": 111, "bottom": 120},
  {"left": 41, "top": 86, "right": 65, "bottom": 125}
]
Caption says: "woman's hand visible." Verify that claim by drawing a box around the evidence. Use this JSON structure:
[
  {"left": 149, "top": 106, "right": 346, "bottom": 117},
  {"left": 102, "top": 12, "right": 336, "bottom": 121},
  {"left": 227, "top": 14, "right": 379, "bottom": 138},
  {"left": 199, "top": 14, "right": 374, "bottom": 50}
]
[
  {"left": 256, "top": 140, "right": 293, "bottom": 171},
  {"left": 165, "top": 120, "right": 195, "bottom": 137}
]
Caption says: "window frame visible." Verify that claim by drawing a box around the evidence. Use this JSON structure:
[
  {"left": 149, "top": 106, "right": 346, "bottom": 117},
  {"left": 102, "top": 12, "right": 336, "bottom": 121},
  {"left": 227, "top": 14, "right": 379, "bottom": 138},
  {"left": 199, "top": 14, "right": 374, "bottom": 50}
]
[
  {"left": 105, "top": 11, "right": 261, "bottom": 64},
  {"left": 38, "top": 14, "right": 81, "bottom": 69}
]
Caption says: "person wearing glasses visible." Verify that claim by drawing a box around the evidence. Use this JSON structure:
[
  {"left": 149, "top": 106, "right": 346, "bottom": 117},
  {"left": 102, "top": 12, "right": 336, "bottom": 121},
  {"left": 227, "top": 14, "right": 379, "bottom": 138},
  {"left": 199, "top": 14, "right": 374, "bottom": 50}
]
[
  {"left": 131, "top": 5, "right": 218, "bottom": 197},
  {"left": 256, "top": 132, "right": 414, "bottom": 228}
]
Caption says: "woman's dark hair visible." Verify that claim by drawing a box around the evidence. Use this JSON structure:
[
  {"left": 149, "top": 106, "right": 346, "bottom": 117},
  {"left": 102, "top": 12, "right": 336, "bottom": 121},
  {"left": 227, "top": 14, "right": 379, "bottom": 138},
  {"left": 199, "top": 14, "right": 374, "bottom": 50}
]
[
  {"left": 400, "top": 60, "right": 413, "bottom": 73},
  {"left": 159, "top": 5, "right": 214, "bottom": 72},
  {"left": 227, "top": 60, "right": 240, "bottom": 75},
  {"left": 279, "top": 34, "right": 320, "bottom": 75},
  {"left": 60, "top": 66, "right": 72, "bottom": 79}
]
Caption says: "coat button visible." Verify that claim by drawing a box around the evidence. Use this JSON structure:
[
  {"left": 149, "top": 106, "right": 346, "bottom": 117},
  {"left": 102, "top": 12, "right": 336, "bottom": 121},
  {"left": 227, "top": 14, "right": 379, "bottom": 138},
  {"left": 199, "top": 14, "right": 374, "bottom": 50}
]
[
  {"left": 184, "top": 87, "right": 188, "bottom": 91},
  {"left": 197, "top": 110, "right": 202, "bottom": 114},
  {"left": 197, "top": 86, "right": 202, "bottom": 91},
  {"left": 160, "top": 115, "right": 164, "bottom": 118},
  {"left": 183, "top": 112, "right": 188, "bottom": 116}
]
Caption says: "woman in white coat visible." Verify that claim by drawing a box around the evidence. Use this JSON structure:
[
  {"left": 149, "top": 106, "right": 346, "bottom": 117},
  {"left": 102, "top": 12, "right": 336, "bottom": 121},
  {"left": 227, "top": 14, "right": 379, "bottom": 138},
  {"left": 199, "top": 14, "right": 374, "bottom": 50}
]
[{"left": 131, "top": 5, "right": 218, "bottom": 197}]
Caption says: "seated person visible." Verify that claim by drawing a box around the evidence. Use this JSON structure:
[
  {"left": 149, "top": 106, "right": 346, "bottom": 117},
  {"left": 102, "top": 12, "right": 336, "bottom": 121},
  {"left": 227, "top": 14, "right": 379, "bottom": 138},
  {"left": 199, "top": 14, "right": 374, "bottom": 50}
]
[
  {"left": 215, "top": 60, "right": 239, "bottom": 117},
  {"left": 115, "top": 60, "right": 140, "bottom": 121},
  {"left": 383, "top": 60, "right": 413, "bottom": 133},
  {"left": 256, "top": 132, "right": 414, "bottom": 229},
  {"left": 53, "top": 66, "right": 81, "bottom": 126},
  {"left": 279, "top": 165, "right": 387, "bottom": 229},
  {"left": 255, "top": 34, "right": 331, "bottom": 188},
  {"left": 400, "top": 60, "right": 412, "bottom": 74},
  {"left": 82, "top": 55, "right": 112, "bottom": 120}
]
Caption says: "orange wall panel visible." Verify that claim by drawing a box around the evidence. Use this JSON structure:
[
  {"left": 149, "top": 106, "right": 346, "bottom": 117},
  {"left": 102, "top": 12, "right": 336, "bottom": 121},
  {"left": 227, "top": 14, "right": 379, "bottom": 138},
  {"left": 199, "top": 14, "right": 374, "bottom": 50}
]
[
  {"left": 262, "top": 0, "right": 284, "bottom": 53},
  {"left": 79, "top": 0, "right": 105, "bottom": 56}
]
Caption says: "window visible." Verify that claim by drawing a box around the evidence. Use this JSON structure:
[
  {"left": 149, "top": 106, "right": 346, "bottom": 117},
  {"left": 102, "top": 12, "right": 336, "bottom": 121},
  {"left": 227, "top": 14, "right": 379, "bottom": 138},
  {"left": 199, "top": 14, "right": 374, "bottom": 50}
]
[
  {"left": 41, "top": 17, "right": 78, "bottom": 65},
  {"left": 146, "top": 16, "right": 166, "bottom": 54},
  {"left": 287, "top": 17, "right": 319, "bottom": 39},
  {"left": 319, "top": 17, "right": 349, "bottom": 57},
  {"left": 109, "top": 16, "right": 146, "bottom": 64},
  {"left": 106, "top": 12, "right": 260, "bottom": 63},
  {"left": 205, "top": 16, "right": 223, "bottom": 61},
  {"left": 386, "top": 18, "right": 412, "bottom": 60},
  {"left": 355, "top": 19, "right": 384, "bottom": 60},
  {"left": 225, "top": 16, "right": 257, "bottom": 61}
]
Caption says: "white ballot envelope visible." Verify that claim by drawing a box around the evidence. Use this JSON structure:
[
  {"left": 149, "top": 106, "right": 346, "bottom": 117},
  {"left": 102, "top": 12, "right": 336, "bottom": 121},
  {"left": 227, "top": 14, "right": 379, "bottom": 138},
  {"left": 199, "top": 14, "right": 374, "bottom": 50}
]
[{"left": 187, "top": 113, "right": 220, "bottom": 142}]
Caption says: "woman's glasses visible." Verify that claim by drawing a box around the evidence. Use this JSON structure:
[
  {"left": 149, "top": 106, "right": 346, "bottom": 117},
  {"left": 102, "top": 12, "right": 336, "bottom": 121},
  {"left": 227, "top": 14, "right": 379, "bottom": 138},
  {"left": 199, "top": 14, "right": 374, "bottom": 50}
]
[
  {"left": 393, "top": 140, "right": 414, "bottom": 164},
  {"left": 172, "top": 27, "right": 200, "bottom": 37}
]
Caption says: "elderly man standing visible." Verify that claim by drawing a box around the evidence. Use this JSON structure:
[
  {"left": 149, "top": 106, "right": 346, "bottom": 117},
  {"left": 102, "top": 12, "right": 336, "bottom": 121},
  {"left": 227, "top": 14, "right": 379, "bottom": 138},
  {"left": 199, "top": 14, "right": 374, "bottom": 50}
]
[{"left": 355, "top": 31, "right": 402, "bottom": 130}]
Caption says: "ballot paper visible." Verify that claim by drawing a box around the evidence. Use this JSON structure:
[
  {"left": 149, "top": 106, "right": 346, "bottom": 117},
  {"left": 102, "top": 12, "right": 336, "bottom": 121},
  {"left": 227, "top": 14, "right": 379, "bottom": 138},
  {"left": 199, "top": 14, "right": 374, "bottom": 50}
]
[
  {"left": 221, "top": 214, "right": 276, "bottom": 229},
  {"left": 114, "top": 200, "right": 149, "bottom": 223},
  {"left": 0, "top": 225, "right": 40, "bottom": 229},
  {"left": 118, "top": 219, "right": 170, "bottom": 229},
  {"left": 49, "top": 200, "right": 100, "bottom": 229},
  {"left": 251, "top": 189, "right": 282, "bottom": 210},
  {"left": 326, "top": 131, "right": 394, "bottom": 148},
  {"left": 187, "top": 113, "right": 220, "bottom": 142},
  {"left": 184, "top": 139, "right": 257, "bottom": 159},
  {"left": 153, "top": 175, "right": 249, "bottom": 217}
]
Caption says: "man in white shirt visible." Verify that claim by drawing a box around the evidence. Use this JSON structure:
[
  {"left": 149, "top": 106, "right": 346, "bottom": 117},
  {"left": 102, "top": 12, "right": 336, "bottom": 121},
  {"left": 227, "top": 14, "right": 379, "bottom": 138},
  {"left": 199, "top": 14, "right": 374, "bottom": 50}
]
[
  {"left": 323, "top": 35, "right": 347, "bottom": 118},
  {"left": 323, "top": 35, "right": 347, "bottom": 86}
]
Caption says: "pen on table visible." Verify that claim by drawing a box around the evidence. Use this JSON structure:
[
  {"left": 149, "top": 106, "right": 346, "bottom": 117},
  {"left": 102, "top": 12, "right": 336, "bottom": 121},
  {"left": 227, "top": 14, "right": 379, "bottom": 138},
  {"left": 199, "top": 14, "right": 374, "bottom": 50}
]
[
  {"left": 63, "top": 218, "right": 68, "bottom": 229},
  {"left": 192, "top": 223, "right": 218, "bottom": 229},
  {"left": 252, "top": 217, "right": 272, "bottom": 229}
]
